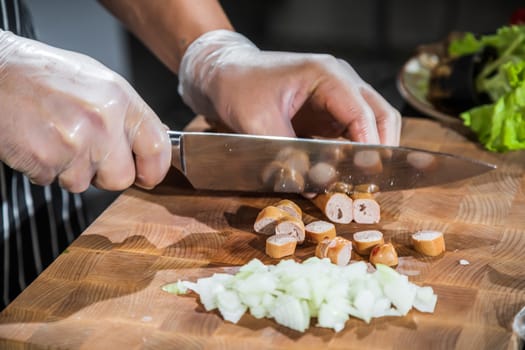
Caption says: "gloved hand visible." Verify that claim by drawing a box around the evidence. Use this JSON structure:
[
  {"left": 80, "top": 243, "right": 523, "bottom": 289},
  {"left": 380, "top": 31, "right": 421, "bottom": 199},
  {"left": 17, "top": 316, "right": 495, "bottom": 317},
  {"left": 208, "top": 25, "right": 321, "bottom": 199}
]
[
  {"left": 0, "top": 30, "right": 171, "bottom": 193},
  {"left": 178, "top": 30, "right": 401, "bottom": 146}
]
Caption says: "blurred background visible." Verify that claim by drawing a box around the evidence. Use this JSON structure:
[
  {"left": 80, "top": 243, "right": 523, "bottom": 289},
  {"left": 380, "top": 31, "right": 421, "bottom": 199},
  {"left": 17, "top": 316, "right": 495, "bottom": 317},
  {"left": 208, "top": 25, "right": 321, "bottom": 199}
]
[{"left": 24, "top": 0, "right": 524, "bottom": 218}]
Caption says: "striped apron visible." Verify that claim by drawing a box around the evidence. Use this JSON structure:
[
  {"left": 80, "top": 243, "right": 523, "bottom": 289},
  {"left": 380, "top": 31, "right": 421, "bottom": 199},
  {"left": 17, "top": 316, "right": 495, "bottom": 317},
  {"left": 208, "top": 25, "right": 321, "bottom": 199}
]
[{"left": 0, "top": 0, "right": 88, "bottom": 309}]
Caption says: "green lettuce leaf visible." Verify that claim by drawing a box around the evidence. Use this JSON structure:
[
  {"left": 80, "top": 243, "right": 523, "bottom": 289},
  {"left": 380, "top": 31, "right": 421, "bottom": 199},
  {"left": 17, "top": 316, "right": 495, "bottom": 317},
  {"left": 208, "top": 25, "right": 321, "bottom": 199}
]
[
  {"left": 449, "top": 25, "right": 525, "bottom": 57},
  {"left": 481, "top": 25, "right": 525, "bottom": 57},
  {"left": 448, "top": 32, "right": 483, "bottom": 57},
  {"left": 507, "top": 60, "right": 525, "bottom": 88},
  {"left": 478, "top": 60, "right": 525, "bottom": 102},
  {"left": 461, "top": 81, "right": 525, "bottom": 152}
]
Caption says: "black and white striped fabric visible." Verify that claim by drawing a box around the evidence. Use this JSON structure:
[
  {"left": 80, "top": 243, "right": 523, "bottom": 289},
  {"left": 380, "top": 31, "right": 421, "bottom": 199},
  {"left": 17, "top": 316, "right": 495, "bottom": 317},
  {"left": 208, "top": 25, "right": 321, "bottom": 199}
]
[{"left": 0, "top": 0, "right": 88, "bottom": 309}]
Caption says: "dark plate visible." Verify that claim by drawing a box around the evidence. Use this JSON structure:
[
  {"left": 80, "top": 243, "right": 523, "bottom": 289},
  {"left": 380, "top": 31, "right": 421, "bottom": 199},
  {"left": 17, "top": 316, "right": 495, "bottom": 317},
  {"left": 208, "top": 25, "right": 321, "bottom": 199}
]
[{"left": 396, "top": 43, "right": 465, "bottom": 128}]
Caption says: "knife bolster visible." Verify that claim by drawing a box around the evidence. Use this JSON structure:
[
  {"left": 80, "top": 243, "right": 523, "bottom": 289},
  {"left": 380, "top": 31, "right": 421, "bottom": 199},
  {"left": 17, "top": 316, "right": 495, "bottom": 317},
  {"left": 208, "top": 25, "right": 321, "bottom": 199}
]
[{"left": 168, "top": 131, "right": 184, "bottom": 172}]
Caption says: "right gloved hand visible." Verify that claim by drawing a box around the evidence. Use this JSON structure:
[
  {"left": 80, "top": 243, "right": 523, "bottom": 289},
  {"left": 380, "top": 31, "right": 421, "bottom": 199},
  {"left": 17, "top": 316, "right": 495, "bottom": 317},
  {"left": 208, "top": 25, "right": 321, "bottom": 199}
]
[
  {"left": 0, "top": 30, "right": 171, "bottom": 193},
  {"left": 178, "top": 30, "right": 401, "bottom": 146}
]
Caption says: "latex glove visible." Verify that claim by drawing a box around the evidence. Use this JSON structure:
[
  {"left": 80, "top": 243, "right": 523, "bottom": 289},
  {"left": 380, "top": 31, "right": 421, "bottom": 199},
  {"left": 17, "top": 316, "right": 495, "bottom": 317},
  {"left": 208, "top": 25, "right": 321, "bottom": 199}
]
[
  {"left": 0, "top": 30, "right": 171, "bottom": 192},
  {"left": 178, "top": 30, "right": 401, "bottom": 146}
]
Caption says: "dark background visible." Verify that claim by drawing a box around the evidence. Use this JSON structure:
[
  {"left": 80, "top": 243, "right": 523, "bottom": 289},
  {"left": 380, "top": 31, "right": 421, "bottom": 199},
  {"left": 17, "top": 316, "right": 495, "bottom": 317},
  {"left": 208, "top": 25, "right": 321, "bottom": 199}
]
[{"left": 125, "top": 0, "right": 524, "bottom": 130}]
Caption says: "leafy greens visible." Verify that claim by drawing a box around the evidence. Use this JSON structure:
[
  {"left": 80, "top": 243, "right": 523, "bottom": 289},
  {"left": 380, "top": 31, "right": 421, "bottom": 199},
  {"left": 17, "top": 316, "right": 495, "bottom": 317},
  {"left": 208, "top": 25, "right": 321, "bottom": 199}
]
[{"left": 449, "top": 25, "right": 525, "bottom": 152}]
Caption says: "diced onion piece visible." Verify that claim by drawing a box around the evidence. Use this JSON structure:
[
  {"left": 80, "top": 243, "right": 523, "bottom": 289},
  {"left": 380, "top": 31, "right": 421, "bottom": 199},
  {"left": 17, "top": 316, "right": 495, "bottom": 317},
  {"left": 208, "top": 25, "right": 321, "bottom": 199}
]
[
  {"left": 269, "top": 295, "right": 311, "bottom": 332},
  {"left": 238, "top": 258, "right": 268, "bottom": 274},
  {"left": 413, "top": 286, "right": 438, "bottom": 313},
  {"left": 458, "top": 259, "right": 470, "bottom": 265},
  {"left": 375, "top": 264, "right": 416, "bottom": 315},
  {"left": 191, "top": 275, "right": 228, "bottom": 311},
  {"left": 162, "top": 280, "right": 190, "bottom": 295},
  {"left": 216, "top": 290, "right": 247, "bottom": 324},
  {"left": 353, "top": 289, "right": 376, "bottom": 323},
  {"left": 283, "top": 276, "right": 311, "bottom": 300},
  {"left": 234, "top": 271, "right": 277, "bottom": 296},
  {"left": 317, "top": 301, "right": 350, "bottom": 332},
  {"left": 341, "top": 260, "right": 369, "bottom": 281}
]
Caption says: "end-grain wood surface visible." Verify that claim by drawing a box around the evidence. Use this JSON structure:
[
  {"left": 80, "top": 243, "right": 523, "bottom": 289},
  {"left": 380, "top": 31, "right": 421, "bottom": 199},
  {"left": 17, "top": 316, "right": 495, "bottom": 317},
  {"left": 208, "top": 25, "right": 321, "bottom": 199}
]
[{"left": 0, "top": 117, "right": 524, "bottom": 349}]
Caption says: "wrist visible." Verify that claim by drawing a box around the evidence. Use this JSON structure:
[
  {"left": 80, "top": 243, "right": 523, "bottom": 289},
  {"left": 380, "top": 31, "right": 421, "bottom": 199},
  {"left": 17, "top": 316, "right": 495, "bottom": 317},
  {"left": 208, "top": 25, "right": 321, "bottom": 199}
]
[
  {"left": 177, "top": 29, "right": 257, "bottom": 76},
  {"left": 0, "top": 30, "right": 15, "bottom": 47},
  {"left": 0, "top": 31, "right": 20, "bottom": 73},
  {"left": 177, "top": 29, "right": 258, "bottom": 119}
]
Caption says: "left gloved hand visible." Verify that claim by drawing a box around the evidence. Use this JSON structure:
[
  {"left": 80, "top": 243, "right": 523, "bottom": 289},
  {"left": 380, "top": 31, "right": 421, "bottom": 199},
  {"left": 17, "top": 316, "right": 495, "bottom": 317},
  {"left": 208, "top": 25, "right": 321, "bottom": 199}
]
[
  {"left": 177, "top": 29, "right": 401, "bottom": 146},
  {"left": 0, "top": 30, "right": 171, "bottom": 192}
]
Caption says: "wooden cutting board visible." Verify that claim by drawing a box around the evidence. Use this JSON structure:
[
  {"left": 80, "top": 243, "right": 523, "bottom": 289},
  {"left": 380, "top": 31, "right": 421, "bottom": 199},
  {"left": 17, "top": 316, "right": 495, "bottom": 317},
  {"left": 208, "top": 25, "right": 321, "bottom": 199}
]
[{"left": 0, "top": 117, "right": 524, "bottom": 349}]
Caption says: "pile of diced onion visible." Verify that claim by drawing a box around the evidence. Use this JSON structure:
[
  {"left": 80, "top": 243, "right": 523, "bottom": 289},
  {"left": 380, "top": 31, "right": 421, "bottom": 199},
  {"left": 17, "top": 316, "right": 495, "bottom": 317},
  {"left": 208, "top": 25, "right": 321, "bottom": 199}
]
[{"left": 163, "top": 257, "right": 437, "bottom": 333}]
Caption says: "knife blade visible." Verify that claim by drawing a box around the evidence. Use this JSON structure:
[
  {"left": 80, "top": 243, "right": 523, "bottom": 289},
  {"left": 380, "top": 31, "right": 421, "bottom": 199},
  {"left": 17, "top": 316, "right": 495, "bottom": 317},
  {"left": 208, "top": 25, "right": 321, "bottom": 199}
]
[{"left": 169, "top": 131, "right": 496, "bottom": 193}]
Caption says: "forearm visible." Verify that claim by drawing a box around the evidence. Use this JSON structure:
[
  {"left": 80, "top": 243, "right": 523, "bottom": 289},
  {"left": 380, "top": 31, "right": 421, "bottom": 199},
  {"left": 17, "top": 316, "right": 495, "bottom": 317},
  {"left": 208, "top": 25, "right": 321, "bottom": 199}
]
[{"left": 98, "top": 0, "right": 233, "bottom": 73}]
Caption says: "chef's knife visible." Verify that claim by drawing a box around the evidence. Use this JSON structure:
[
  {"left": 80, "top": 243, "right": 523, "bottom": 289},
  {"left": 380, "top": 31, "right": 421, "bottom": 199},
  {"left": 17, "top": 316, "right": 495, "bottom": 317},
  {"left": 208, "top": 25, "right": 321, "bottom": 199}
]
[{"left": 169, "top": 131, "right": 496, "bottom": 193}]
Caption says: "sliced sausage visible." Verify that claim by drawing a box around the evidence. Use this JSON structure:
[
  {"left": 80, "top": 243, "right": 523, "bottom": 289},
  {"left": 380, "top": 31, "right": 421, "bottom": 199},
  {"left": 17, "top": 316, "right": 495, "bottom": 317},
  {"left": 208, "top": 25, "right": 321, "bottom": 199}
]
[
  {"left": 311, "top": 192, "right": 353, "bottom": 224},
  {"left": 369, "top": 243, "right": 398, "bottom": 267},
  {"left": 266, "top": 235, "right": 297, "bottom": 258},
  {"left": 353, "top": 229, "right": 384, "bottom": 256},
  {"left": 275, "top": 216, "right": 306, "bottom": 244},
  {"left": 253, "top": 206, "right": 288, "bottom": 235},
  {"left": 352, "top": 193, "right": 381, "bottom": 224},
  {"left": 411, "top": 230, "right": 446, "bottom": 256},
  {"left": 315, "top": 236, "right": 352, "bottom": 266},
  {"left": 305, "top": 220, "right": 337, "bottom": 244},
  {"left": 274, "top": 199, "right": 302, "bottom": 220}
]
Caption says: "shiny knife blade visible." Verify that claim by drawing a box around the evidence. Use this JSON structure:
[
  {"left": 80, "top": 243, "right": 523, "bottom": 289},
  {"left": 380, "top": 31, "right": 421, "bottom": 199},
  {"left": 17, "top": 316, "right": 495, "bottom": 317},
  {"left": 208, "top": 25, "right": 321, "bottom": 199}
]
[{"left": 169, "top": 131, "right": 496, "bottom": 193}]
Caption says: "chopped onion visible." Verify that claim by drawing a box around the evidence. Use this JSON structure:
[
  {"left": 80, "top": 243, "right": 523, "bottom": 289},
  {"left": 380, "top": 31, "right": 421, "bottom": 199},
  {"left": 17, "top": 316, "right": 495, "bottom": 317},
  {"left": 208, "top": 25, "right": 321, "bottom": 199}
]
[
  {"left": 317, "top": 301, "right": 350, "bottom": 332},
  {"left": 163, "top": 258, "right": 437, "bottom": 332},
  {"left": 161, "top": 280, "right": 190, "bottom": 295},
  {"left": 216, "top": 290, "right": 247, "bottom": 324},
  {"left": 413, "top": 286, "right": 438, "bottom": 313},
  {"left": 269, "top": 294, "right": 310, "bottom": 332}
]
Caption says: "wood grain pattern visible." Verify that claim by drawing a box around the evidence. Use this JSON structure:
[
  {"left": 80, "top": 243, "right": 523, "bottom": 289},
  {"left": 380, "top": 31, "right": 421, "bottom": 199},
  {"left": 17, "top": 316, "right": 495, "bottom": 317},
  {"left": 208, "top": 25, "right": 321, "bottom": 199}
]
[{"left": 1, "top": 117, "right": 524, "bottom": 350}]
